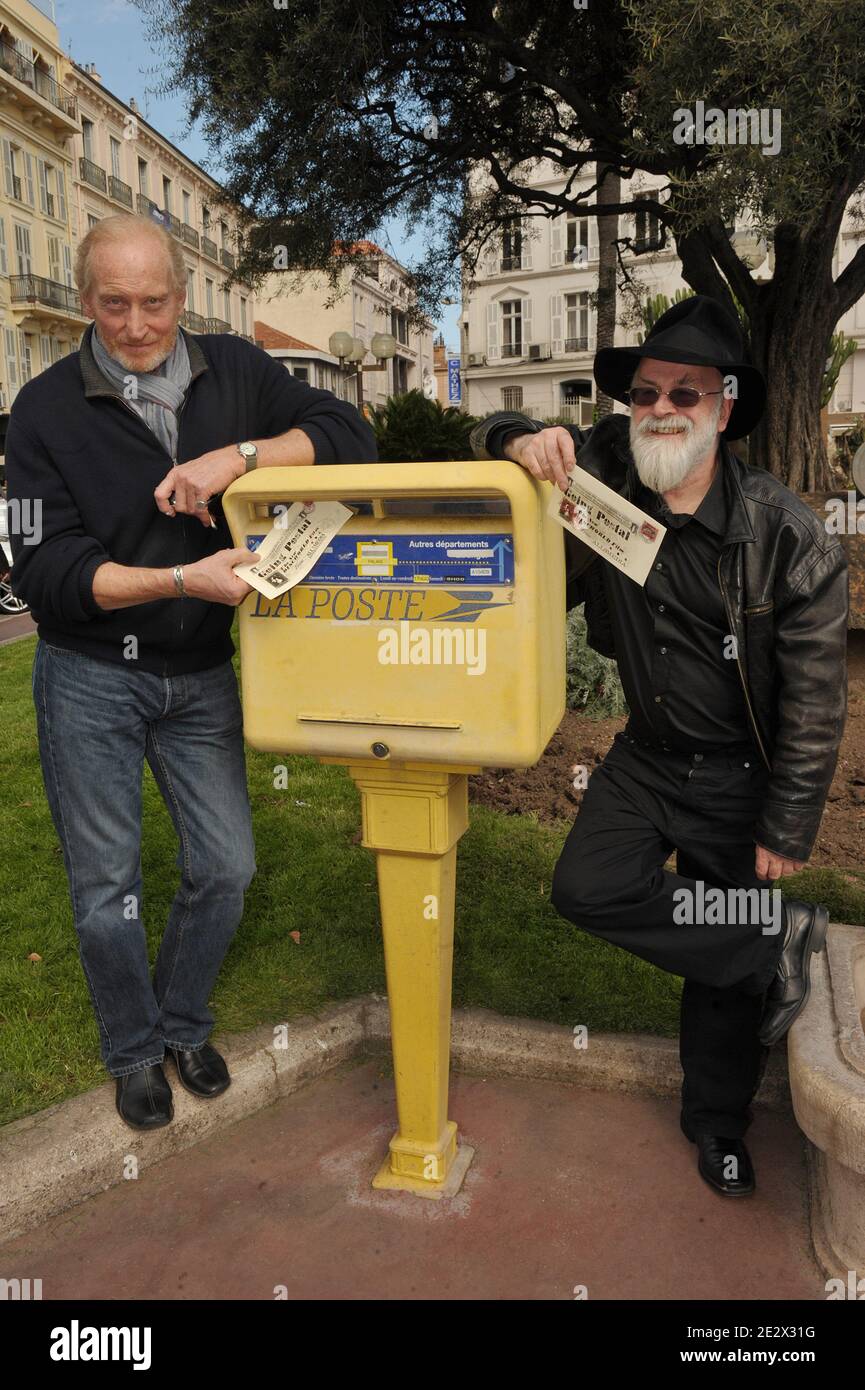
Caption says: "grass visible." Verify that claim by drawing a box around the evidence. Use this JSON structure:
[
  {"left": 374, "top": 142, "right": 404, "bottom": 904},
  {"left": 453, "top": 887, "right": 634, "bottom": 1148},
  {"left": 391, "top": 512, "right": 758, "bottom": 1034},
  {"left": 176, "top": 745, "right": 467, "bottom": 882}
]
[{"left": 2, "top": 628, "right": 864, "bottom": 1127}]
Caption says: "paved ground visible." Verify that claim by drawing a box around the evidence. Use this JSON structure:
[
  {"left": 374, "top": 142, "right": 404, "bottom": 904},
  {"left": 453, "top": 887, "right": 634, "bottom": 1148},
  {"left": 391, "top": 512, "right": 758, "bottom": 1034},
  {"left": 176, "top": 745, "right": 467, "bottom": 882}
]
[
  {"left": 0, "top": 611, "right": 35, "bottom": 645},
  {"left": 0, "top": 1058, "right": 824, "bottom": 1301}
]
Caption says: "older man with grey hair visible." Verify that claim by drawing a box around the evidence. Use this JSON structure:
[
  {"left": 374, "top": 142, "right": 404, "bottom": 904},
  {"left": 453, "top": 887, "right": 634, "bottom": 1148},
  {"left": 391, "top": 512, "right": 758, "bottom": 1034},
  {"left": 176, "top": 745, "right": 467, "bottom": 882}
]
[{"left": 6, "top": 213, "right": 377, "bottom": 1130}]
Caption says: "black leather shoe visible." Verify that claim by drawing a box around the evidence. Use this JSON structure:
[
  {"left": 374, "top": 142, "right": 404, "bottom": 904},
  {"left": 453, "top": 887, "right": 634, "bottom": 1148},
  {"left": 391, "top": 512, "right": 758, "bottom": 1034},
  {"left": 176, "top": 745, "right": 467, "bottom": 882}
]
[
  {"left": 681, "top": 1116, "right": 755, "bottom": 1196},
  {"left": 758, "top": 901, "right": 829, "bottom": 1047},
  {"left": 165, "top": 1041, "right": 230, "bottom": 1097},
  {"left": 115, "top": 1063, "right": 173, "bottom": 1130}
]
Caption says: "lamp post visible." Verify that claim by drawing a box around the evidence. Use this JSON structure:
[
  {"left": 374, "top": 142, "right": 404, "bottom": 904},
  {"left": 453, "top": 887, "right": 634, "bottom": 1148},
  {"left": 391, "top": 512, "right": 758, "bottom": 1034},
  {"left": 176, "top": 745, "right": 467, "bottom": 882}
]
[{"left": 329, "top": 330, "right": 397, "bottom": 414}]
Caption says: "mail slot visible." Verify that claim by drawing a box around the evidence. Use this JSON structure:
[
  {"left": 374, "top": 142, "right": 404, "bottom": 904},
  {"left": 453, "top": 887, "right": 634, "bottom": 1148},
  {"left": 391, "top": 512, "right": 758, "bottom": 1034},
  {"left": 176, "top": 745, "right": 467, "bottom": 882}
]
[{"left": 222, "top": 460, "right": 566, "bottom": 767}]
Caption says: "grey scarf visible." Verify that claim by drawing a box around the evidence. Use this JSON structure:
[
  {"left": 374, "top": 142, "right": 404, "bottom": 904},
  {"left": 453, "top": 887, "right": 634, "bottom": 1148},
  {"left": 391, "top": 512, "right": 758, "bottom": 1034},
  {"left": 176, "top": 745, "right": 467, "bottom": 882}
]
[{"left": 91, "top": 324, "right": 192, "bottom": 461}]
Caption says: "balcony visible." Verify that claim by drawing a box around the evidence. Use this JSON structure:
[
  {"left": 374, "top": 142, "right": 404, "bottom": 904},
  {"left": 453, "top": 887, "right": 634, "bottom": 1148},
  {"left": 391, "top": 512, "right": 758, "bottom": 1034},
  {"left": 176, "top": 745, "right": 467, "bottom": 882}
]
[
  {"left": 204, "top": 316, "right": 231, "bottom": 334},
  {"left": 501, "top": 343, "right": 524, "bottom": 358},
  {"left": 9, "top": 274, "right": 87, "bottom": 322},
  {"left": 108, "top": 175, "right": 133, "bottom": 208},
  {"left": 0, "top": 39, "right": 79, "bottom": 131},
  {"left": 499, "top": 256, "right": 525, "bottom": 271},
  {"left": 79, "top": 156, "right": 107, "bottom": 194},
  {"left": 565, "top": 246, "right": 589, "bottom": 265},
  {"left": 564, "top": 336, "right": 589, "bottom": 352},
  {"left": 180, "top": 310, "right": 209, "bottom": 334},
  {"left": 44, "top": 191, "right": 55, "bottom": 218},
  {"left": 220, "top": 247, "right": 235, "bottom": 271},
  {"left": 136, "top": 193, "right": 159, "bottom": 218},
  {"left": 165, "top": 211, "right": 181, "bottom": 237},
  {"left": 180, "top": 223, "right": 200, "bottom": 250},
  {"left": 10, "top": 173, "right": 22, "bottom": 203},
  {"left": 202, "top": 236, "right": 218, "bottom": 261}
]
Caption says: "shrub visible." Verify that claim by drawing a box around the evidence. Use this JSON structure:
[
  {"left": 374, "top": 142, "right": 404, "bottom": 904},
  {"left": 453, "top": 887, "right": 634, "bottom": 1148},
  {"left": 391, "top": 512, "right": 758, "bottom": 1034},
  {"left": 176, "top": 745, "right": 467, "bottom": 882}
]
[
  {"left": 368, "top": 389, "right": 481, "bottom": 461},
  {"left": 565, "top": 609, "right": 627, "bottom": 719}
]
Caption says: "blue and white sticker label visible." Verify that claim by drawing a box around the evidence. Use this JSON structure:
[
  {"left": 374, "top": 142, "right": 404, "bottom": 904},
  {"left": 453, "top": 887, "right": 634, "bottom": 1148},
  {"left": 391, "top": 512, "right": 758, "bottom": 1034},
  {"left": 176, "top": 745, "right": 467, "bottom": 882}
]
[{"left": 246, "top": 532, "right": 514, "bottom": 585}]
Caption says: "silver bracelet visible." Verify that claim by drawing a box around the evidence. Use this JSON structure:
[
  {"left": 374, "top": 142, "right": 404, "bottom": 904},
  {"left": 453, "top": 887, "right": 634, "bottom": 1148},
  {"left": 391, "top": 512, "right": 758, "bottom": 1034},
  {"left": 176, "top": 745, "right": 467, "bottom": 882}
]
[{"left": 173, "top": 563, "right": 185, "bottom": 598}]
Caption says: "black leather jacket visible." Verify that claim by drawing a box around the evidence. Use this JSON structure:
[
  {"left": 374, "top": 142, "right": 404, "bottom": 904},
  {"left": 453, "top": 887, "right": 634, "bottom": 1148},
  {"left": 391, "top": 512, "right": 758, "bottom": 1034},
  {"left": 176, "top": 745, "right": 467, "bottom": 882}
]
[{"left": 470, "top": 410, "right": 849, "bottom": 862}]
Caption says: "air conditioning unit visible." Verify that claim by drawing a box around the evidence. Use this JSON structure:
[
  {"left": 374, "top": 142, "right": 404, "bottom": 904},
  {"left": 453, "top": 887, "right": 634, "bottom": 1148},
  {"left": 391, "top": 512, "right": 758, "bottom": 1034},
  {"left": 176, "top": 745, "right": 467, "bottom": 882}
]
[
  {"left": 837, "top": 397, "right": 853, "bottom": 412},
  {"left": 528, "top": 343, "right": 542, "bottom": 360},
  {"left": 467, "top": 353, "right": 483, "bottom": 366}
]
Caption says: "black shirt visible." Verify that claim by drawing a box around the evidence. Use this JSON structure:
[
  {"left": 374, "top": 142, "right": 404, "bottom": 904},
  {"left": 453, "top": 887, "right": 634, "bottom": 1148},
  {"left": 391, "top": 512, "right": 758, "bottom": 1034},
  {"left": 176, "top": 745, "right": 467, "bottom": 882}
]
[{"left": 600, "top": 455, "right": 755, "bottom": 752}]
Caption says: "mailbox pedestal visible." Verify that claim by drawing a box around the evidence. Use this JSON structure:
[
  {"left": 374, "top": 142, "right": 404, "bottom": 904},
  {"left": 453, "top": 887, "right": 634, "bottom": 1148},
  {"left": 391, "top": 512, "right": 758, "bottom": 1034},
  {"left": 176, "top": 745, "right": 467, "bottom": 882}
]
[
  {"left": 332, "top": 761, "right": 478, "bottom": 1195},
  {"left": 223, "top": 461, "right": 565, "bottom": 1200}
]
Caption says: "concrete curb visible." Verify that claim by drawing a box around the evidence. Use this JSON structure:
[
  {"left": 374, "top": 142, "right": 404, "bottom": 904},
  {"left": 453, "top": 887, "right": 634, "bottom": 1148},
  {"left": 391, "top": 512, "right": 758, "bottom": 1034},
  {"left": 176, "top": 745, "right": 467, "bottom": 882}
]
[{"left": 0, "top": 995, "right": 791, "bottom": 1245}]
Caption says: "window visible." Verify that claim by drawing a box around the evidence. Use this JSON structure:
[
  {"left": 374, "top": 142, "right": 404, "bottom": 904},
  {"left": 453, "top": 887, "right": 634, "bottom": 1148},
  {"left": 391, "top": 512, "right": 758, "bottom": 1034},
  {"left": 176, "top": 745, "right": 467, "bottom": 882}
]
[
  {"left": 222, "top": 288, "right": 231, "bottom": 325},
  {"left": 63, "top": 242, "right": 73, "bottom": 288},
  {"left": 393, "top": 355, "right": 409, "bottom": 392},
  {"left": 0, "top": 218, "right": 7, "bottom": 276},
  {"left": 390, "top": 308, "right": 408, "bottom": 345},
  {"left": 37, "top": 160, "right": 57, "bottom": 218},
  {"left": 634, "top": 190, "right": 664, "bottom": 251},
  {"left": 240, "top": 297, "right": 248, "bottom": 334},
  {"left": 162, "top": 176, "right": 172, "bottom": 212},
  {"left": 501, "top": 217, "right": 522, "bottom": 271},
  {"left": 4, "top": 327, "right": 19, "bottom": 400},
  {"left": 205, "top": 278, "right": 214, "bottom": 317},
  {"left": 81, "top": 118, "right": 95, "bottom": 163},
  {"left": 566, "top": 216, "right": 589, "bottom": 265},
  {"left": 55, "top": 165, "right": 67, "bottom": 222},
  {"left": 47, "top": 233, "right": 61, "bottom": 283},
  {"left": 501, "top": 385, "right": 524, "bottom": 410},
  {"left": 501, "top": 300, "right": 523, "bottom": 357},
  {"left": 182, "top": 189, "right": 191, "bottom": 224},
  {"left": 18, "top": 330, "right": 32, "bottom": 383},
  {"left": 186, "top": 268, "right": 195, "bottom": 312},
  {"left": 13, "top": 222, "right": 32, "bottom": 276},
  {"left": 564, "top": 291, "right": 590, "bottom": 350},
  {"left": 137, "top": 158, "right": 148, "bottom": 196},
  {"left": 87, "top": 213, "right": 99, "bottom": 230},
  {"left": 110, "top": 136, "right": 122, "bottom": 180},
  {"left": 202, "top": 205, "right": 210, "bottom": 231},
  {"left": 219, "top": 220, "right": 228, "bottom": 248},
  {"left": 292, "top": 365, "right": 309, "bottom": 382}
]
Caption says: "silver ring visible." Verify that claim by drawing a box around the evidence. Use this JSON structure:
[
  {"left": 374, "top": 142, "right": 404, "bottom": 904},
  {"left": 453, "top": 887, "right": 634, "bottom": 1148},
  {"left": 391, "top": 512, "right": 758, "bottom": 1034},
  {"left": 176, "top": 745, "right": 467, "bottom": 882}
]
[{"left": 194, "top": 498, "right": 208, "bottom": 510}]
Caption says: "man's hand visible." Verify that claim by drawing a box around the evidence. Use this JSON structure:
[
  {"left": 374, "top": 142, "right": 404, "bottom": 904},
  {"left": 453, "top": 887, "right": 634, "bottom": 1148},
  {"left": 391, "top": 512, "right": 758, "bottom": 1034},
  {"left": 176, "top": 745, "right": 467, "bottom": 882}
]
[
  {"left": 506, "top": 427, "right": 576, "bottom": 492},
  {"left": 755, "top": 844, "right": 805, "bottom": 881},
  {"left": 183, "top": 547, "right": 255, "bottom": 606},
  {"left": 154, "top": 446, "right": 244, "bottom": 526}
]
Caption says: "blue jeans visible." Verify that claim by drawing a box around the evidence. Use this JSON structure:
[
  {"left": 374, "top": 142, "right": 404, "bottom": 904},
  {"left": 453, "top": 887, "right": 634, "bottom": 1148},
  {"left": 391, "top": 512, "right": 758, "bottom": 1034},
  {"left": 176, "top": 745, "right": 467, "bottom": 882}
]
[{"left": 32, "top": 641, "right": 256, "bottom": 1076}]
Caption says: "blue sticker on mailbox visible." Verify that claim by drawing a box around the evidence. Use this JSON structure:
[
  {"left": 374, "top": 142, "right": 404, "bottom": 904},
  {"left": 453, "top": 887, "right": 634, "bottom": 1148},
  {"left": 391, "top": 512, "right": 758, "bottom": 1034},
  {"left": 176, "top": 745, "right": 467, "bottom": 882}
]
[{"left": 246, "top": 533, "right": 514, "bottom": 585}]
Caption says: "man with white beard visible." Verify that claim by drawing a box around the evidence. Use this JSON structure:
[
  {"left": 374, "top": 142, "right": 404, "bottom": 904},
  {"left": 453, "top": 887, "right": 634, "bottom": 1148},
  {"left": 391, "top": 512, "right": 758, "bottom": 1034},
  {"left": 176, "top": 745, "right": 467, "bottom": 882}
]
[{"left": 470, "top": 295, "right": 847, "bottom": 1197}]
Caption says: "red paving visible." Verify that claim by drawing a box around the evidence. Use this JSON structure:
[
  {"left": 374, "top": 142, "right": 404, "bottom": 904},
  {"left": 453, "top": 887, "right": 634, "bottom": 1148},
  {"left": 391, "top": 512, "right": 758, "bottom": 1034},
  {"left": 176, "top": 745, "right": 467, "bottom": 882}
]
[{"left": 0, "top": 1059, "right": 824, "bottom": 1300}]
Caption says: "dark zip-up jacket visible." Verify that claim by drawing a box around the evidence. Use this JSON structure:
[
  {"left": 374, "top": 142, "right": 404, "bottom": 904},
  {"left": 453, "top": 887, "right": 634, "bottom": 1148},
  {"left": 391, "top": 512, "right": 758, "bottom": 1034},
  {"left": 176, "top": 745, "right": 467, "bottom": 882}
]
[
  {"left": 471, "top": 410, "right": 849, "bottom": 863},
  {"left": 5, "top": 324, "right": 377, "bottom": 675}
]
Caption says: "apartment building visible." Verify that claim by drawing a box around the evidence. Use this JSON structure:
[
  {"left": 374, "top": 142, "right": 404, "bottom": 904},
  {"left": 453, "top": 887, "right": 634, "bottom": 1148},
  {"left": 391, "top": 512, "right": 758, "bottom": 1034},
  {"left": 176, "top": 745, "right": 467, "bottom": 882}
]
[
  {"left": 257, "top": 239, "right": 434, "bottom": 411},
  {"left": 65, "top": 60, "right": 255, "bottom": 346},
  {"left": 0, "top": 0, "right": 82, "bottom": 420},
  {"left": 461, "top": 157, "right": 865, "bottom": 443},
  {"left": 253, "top": 318, "right": 354, "bottom": 403}
]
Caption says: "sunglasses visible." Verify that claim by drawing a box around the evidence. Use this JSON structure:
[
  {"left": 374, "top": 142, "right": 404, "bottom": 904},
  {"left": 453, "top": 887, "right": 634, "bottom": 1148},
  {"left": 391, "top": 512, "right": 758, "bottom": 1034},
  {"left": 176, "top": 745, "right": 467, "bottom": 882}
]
[{"left": 626, "top": 386, "right": 725, "bottom": 408}]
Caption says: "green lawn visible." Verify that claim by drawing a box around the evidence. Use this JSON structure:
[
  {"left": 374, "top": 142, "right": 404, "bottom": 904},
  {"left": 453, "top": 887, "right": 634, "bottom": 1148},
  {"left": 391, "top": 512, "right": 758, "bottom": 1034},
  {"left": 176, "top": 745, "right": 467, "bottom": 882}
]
[{"left": 2, "top": 629, "right": 864, "bottom": 1127}]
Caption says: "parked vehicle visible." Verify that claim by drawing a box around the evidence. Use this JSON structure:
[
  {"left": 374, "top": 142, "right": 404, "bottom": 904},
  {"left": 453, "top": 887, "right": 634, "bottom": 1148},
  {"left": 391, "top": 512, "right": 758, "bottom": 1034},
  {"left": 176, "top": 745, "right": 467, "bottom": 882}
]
[{"left": 0, "top": 491, "right": 29, "bottom": 615}]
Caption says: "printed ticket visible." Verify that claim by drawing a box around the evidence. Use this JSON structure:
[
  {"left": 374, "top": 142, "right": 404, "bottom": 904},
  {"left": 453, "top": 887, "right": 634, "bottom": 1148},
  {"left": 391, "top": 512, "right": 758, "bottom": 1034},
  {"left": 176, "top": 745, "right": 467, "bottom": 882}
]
[
  {"left": 548, "top": 464, "right": 666, "bottom": 586},
  {"left": 234, "top": 500, "right": 354, "bottom": 599}
]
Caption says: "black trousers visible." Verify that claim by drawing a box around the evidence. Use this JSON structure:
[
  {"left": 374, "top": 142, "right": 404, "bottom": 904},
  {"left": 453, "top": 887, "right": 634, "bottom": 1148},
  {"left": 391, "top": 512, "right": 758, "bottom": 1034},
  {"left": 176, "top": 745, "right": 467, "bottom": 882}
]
[{"left": 551, "top": 729, "right": 788, "bottom": 1138}]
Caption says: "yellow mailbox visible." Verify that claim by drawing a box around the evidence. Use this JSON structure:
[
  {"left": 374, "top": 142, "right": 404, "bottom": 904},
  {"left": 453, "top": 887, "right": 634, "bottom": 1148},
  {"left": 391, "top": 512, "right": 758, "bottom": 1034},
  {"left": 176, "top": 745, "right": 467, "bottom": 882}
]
[{"left": 223, "top": 460, "right": 565, "bottom": 1197}]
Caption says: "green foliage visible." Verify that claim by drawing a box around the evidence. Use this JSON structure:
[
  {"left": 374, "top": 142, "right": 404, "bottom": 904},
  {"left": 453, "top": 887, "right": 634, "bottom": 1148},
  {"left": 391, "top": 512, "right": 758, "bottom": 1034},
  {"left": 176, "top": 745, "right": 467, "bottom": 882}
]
[
  {"left": 821, "top": 333, "right": 859, "bottom": 410},
  {"left": 565, "top": 609, "right": 628, "bottom": 719},
  {"left": 833, "top": 414, "right": 865, "bottom": 483},
  {"left": 367, "top": 389, "right": 480, "bottom": 461}
]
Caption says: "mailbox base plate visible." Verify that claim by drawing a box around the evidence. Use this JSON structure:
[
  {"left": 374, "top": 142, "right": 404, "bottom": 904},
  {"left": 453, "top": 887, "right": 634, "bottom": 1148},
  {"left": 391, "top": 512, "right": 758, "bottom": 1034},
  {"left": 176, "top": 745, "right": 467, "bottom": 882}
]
[{"left": 372, "top": 1142, "right": 475, "bottom": 1200}]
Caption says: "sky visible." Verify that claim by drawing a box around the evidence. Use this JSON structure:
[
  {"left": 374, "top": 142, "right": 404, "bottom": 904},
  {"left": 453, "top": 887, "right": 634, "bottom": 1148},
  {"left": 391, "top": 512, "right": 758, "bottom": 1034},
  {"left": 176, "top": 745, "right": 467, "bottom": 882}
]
[{"left": 53, "top": 0, "right": 461, "bottom": 349}]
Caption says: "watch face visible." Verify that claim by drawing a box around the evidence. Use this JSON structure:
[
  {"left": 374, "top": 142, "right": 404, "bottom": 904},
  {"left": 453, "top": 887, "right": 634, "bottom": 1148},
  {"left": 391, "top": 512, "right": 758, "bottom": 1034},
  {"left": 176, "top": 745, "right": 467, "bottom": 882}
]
[{"left": 240, "top": 443, "right": 255, "bottom": 458}]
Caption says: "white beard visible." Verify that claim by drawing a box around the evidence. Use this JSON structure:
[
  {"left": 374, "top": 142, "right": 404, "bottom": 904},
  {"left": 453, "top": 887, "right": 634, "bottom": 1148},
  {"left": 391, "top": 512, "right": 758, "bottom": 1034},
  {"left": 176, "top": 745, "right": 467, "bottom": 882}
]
[{"left": 629, "top": 401, "right": 724, "bottom": 493}]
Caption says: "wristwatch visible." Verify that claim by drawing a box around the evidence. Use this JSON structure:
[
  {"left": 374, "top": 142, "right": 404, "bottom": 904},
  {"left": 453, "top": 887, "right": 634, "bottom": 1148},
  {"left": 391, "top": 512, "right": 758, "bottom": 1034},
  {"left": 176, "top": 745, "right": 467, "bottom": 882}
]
[{"left": 237, "top": 441, "right": 258, "bottom": 472}]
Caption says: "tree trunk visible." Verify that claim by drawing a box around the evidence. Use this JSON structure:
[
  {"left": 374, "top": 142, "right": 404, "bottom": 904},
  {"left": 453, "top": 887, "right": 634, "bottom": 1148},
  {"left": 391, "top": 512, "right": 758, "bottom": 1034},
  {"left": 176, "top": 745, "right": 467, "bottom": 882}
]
[
  {"left": 746, "top": 288, "right": 835, "bottom": 492},
  {"left": 594, "top": 161, "right": 620, "bottom": 421},
  {"left": 675, "top": 229, "right": 836, "bottom": 490}
]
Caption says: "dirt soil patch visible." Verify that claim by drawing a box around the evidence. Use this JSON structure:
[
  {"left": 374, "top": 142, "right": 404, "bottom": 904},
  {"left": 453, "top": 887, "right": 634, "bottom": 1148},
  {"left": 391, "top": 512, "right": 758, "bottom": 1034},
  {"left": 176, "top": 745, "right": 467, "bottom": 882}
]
[{"left": 468, "top": 634, "right": 865, "bottom": 871}]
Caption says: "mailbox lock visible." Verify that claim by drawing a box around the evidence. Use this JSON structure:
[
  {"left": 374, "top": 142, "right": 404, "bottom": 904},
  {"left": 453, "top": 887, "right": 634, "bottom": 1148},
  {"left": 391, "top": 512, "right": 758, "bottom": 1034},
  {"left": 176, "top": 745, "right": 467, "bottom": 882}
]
[{"left": 371, "top": 742, "right": 390, "bottom": 759}]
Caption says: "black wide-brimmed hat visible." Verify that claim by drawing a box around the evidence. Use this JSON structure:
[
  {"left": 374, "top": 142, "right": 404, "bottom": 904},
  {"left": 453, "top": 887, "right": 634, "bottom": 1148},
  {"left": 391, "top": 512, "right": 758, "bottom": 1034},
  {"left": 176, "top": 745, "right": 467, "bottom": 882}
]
[{"left": 593, "top": 294, "right": 766, "bottom": 440}]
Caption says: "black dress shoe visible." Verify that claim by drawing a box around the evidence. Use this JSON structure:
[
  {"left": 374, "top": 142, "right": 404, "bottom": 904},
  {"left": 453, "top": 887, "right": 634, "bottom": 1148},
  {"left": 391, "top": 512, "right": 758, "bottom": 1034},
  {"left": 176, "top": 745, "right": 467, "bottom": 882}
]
[
  {"left": 115, "top": 1063, "right": 173, "bottom": 1130},
  {"left": 681, "top": 1117, "right": 755, "bottom": 1196},
  {"left": 758, "top": 900, "right": 829, "bottom": 1047},
  {"left": 165, "top": 1041, "right": 230, "bottom": 1097}
]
